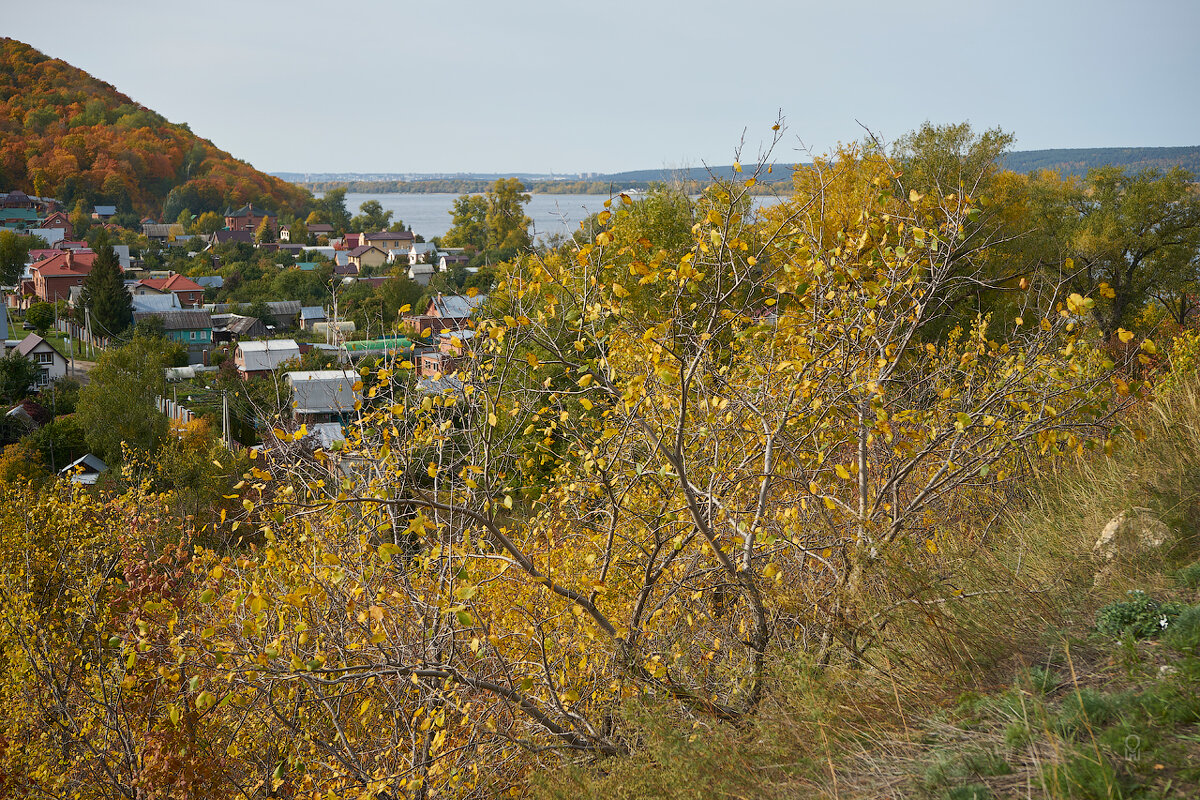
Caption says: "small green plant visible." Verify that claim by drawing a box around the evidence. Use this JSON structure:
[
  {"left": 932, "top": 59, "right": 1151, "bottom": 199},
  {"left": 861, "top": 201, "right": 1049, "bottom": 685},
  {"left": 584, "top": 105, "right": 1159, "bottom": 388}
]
[
  {"left": 1174, "top": 561, "right": 1200, "bottom": 590},
  {"left": 1024, "top": 665, "right": 1062, "bottom": 694},
  {"left": 1003, "top": 720, "right": 1032, "bottom": 749},
  {"left": 944, "top": 784, "right": 992, "bottom": 800},
  {"left": 1057, "top": 688, "right": 1121, "bottom": 736},
  {"left": 1163, "top": 605, "right": 1200, "bottom": 654},
  {"left": 1096, "top": 590, "right": 1185, "bottom": 639},
  {"left": 1041, "top": 750, "right": 1127, "bottom": 800}
]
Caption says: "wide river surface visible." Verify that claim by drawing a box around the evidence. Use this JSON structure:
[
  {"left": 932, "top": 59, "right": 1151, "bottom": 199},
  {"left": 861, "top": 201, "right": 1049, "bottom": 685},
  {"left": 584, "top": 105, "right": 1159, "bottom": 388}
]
[{"left": 324, "top": 192, "right": 784, "bottom": 241}]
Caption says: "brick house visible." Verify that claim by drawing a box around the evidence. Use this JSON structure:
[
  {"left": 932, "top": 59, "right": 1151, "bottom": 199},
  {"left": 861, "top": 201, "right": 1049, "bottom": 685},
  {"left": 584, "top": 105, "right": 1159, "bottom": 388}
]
[
  {"left": 31, "top": 250, "right": 97, "bottom": 302},
  {"left": 224, "top": 204, "right": 276, "bottom": 234}
]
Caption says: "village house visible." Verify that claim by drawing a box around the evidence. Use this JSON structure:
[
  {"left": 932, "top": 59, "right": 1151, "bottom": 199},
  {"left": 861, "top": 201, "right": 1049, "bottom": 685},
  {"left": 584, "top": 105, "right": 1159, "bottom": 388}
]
[
  {"left": 285, "top": 370, "right": 362, "bottom": 424},
  {"left": 299, "top": 306, "right": 326, "bottom": 330},
  {"left": 209, "top": 229, "right": 254, "bottom": 246},
  {"left": 142, "top": 222, "right": 186, "bottom": 242},
  {"left": 40, "top": 211, "right": 72, "bottom": 239},
  {"left": 30, "top": 250, "right": 97, "bottom": 302},
  {"left": 14, "top": 333, "right": 69, "bottom": 388},
  {"left": 59, "top": 453, "right": 108, "bottom": 485},
  {"left": 211, "top": 313, "right": 269, "bottom": 344},
  {"left": 362, "top": 230, "right": 414, "bottom": 251},
  {"left": 223, "top": 204, "right": 276, "bottom": 234},
  {"left": 408, "top": 242, "right": 438, "bottom": 265},
  {"left": 438, "top": 249, "right": 470, "bottom": 270},
  {"left": 235, "top": 339, "right": 301, "bottom": 378},
  {"left": 402, "top": 293, "right": 487, "bottom": 335},
  {"left": 91, "top": 205, "right": 117, "bottom": 221},
  {"left": 307, "top": 223, "right": 334, "bottom": 240},
  {"left": 407, "top": 261, "right": 435, "bottom": 285},
  {"left": 417, "top": 329, "right": 475, "bottom": 377},
  {"left": 138, "top": 274, "right": 206, "bottom": 307},
  {"left": 133, "top": 309, "right": 212, "bottom": 364},
  {"left": 347, "top": 245, "right": 388, "bottom": 273}
]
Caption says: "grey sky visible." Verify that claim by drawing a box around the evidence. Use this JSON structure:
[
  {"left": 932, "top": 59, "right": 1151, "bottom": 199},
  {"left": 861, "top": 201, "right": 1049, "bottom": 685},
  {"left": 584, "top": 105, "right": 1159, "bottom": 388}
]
[{"left": 4, "top": 0, "right": 1197, "bottom": 174}]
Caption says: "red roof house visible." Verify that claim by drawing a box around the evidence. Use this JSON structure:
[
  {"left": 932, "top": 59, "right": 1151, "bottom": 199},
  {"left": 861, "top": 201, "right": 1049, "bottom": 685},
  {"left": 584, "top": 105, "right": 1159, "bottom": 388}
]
[
  {"left": 138, "top": 274, "right": 206, "bottom": 307},
  {"left": 30, "top": 250, "right": 98, "bottom": 302}
]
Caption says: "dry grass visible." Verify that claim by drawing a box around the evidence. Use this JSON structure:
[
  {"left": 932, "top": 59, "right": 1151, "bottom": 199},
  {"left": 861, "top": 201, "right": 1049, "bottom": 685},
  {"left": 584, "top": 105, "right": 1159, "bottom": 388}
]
[{"left": 535, "top": 381, "right": 1200, "bottom": 800}]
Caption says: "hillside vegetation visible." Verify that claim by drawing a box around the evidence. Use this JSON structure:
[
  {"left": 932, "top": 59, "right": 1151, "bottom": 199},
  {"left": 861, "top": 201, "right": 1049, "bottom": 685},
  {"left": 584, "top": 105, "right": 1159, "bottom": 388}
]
[
  {"left": 2, "top": 122, "right": 1200, "bottom": 799},
  {"left": 0, "top": 38, "right": 311, "bottom": 219}
]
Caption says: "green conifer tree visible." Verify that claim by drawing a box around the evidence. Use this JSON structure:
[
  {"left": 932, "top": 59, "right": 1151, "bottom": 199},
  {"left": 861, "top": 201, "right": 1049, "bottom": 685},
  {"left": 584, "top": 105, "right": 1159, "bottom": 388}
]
[{"left": 80, "top": 232, "right": 133, "bottom": 337}]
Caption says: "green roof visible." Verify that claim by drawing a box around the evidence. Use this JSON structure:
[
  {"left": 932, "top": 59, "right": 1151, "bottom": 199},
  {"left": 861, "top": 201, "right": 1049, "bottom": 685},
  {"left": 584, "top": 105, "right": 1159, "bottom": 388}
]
[{"left": 343, "top": 337, "right": 413, "bottom": 352}]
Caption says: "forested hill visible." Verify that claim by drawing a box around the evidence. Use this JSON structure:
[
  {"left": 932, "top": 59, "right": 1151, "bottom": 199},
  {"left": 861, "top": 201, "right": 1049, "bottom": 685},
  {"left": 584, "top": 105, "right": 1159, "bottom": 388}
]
[
  {"left": 0, "top": 38, "right": 311, "bottom": 219},
  {"left": 999, "top": 146, "right": 1200, "bottom": 177},
  {"left": 292, "top": 146, "right": 1200, "bottom": 196}
]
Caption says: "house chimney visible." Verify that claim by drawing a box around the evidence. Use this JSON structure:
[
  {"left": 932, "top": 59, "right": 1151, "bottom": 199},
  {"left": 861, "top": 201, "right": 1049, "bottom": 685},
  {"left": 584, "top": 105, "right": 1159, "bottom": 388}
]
[{"left": 66, "top": 251, "right": 74, "bottom": 269}]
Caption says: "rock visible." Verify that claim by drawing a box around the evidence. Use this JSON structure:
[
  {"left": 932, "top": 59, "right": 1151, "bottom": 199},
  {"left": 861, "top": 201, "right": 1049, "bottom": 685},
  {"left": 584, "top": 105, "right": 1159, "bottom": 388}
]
[{"left": 1093, "top": 507, "right": 1170, "bottom": 561}]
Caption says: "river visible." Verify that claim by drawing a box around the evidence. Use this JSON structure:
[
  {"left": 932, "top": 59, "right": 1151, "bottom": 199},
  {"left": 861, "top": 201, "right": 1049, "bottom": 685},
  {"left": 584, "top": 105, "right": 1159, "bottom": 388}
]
[{"left": 322, "top": 192, "right": 785, "bottom": 241}]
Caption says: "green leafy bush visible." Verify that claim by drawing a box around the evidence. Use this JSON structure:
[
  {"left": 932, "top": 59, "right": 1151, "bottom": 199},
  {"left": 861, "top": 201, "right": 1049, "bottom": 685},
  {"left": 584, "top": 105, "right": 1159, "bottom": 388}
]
[{"left": 1095, "top": 590, "right": 1185, "bottom": 639}]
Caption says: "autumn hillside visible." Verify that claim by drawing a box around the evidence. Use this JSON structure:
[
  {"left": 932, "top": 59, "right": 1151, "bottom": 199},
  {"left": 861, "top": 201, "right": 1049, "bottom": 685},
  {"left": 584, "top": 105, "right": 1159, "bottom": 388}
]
[{"left": 0, "top": 38, "right": 311, "bottom": 219}]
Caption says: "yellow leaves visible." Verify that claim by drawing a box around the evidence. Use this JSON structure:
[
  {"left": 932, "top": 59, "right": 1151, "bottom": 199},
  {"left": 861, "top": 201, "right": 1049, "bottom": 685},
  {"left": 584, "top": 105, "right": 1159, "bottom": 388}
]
[
  {"left": 1065, "top": 293, "right": 1094, "bottom": 314},
  {"left": 924, "top": 538, "right": 938, "bottom": 554},
  {"left": 596, "top": 231, "right": 613, "bottom": 246},
  {"left": 1117, "top": 328, "right": 1135, "bottom": 343},
  {"left": 732, "top": 161, "right": 742, "bottom": 173},
  {"left": 620, "top": 193, "right": 633, "bottom": 206},
  {"left": 427, "top": 462, "right": 439, "bottom": 478},
  {"left": 762, "top": 562, "right": 779, "bottom": 579},
  {"left": 834, "top": 464, "right": 851, "bottom": 480},
  {"left": 744, "top": 177, "right": 757, "bottom": 188},
  {"left": 1141, "top": 339, "right": 1158, "bottom": 354},
  {"left": 579, "top": 397, "right": 593, "bottom": 411},
  {"left": 577, "top": 373, "right": 594, "bottom": 387},
  {"left": 487, "top": 412, "right": 498, "bottom": 427},
  {"left": 1098, "top": 282, "right": 1116, "bottom": 299},
  {"left": 465, "top": 286, "right": 480, "bottom": 297},
  {"left": 525, "top": 352, "right": 540, "bottom": 368},
  {"left": 909, "top": 189, "right": 924, "bottom": 203},
  {"left": 612, "top": 282, "right": 630, "bottom": 299},
  {"left": 400, "top": 303, "right": 411, "bottom": 313}
]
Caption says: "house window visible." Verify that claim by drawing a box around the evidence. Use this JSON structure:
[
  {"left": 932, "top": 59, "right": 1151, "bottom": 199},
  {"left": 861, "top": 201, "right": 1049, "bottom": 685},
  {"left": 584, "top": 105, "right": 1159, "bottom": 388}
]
[
  {"left": 35, "top": 371, "right": 49, "bottom": 387},
  {"left": 190, "top": 331, "right": 197, "bottom": 340},
  {"left": 36, "top": 352, "right": 54, "bottom": 364}
]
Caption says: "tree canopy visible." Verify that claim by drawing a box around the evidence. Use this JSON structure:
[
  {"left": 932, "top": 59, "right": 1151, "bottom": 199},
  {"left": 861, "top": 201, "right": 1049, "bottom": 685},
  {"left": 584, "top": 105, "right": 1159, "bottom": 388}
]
[{"left": 80, "top": 231, "right": 133, "bottom": 337}]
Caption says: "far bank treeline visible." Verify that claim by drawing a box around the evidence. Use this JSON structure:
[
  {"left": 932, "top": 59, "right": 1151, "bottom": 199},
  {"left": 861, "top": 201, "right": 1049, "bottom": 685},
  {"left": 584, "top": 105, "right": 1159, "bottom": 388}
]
[
  {"left": 298, "top": 177, "right": 790, "bottom": 196},
  {"left": 0, "top": 38, "right": 310, "bottom": 220}
]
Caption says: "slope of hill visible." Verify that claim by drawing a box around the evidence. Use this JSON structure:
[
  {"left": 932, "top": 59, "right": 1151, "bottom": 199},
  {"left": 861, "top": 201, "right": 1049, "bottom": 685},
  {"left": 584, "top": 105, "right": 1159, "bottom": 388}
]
[
  {"left": 0, "top": 38, "right": 311, "bottom": 219},
  {"left": 1001, "top": 146, "right": 1200, "bottom": 177}
]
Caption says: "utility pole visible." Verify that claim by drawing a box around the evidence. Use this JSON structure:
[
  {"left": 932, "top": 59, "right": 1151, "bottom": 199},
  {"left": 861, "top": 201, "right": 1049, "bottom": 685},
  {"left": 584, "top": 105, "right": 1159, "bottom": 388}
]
[{"left": 222, "top": 390, "right": 231, "bottom": 448}]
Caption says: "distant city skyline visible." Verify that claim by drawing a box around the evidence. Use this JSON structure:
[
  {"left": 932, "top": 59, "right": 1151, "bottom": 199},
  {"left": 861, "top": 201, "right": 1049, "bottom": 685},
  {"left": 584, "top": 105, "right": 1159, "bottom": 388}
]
[{"left": 5, "top": 0, "right": 1198, "bottom": 175}]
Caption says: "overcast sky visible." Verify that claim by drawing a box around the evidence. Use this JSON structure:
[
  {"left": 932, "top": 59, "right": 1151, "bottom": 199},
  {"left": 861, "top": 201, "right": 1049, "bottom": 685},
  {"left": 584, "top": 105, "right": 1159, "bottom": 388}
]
[{"left": 5, "top": 0, "right": 1198, "bottom": 175}]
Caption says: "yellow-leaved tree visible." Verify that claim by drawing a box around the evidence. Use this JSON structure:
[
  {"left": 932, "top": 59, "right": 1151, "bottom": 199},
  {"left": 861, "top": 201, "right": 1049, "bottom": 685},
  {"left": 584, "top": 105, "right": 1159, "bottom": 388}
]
[{"left": 88, "top": 126, "right": 1147, "bottom": 798}]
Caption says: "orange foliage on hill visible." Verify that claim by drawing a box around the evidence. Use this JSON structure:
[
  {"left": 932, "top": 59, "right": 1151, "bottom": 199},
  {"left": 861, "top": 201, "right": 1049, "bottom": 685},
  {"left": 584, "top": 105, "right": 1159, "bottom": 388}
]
[{"left": 0, "top": 38, "right": 311, "bottom": 218}]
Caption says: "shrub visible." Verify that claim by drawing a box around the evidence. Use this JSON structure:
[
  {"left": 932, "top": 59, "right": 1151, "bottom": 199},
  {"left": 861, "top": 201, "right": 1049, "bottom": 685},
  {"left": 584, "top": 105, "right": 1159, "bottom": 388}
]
[{"left": 1095, "top": 590, "right": 1185, "bottom": 639}]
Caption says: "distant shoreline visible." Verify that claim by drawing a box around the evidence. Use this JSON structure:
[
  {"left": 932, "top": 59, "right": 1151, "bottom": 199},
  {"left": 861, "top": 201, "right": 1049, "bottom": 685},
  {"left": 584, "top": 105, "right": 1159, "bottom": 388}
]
[{"left": 296, "top": 179, "right": 791, "bottom": 196}]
